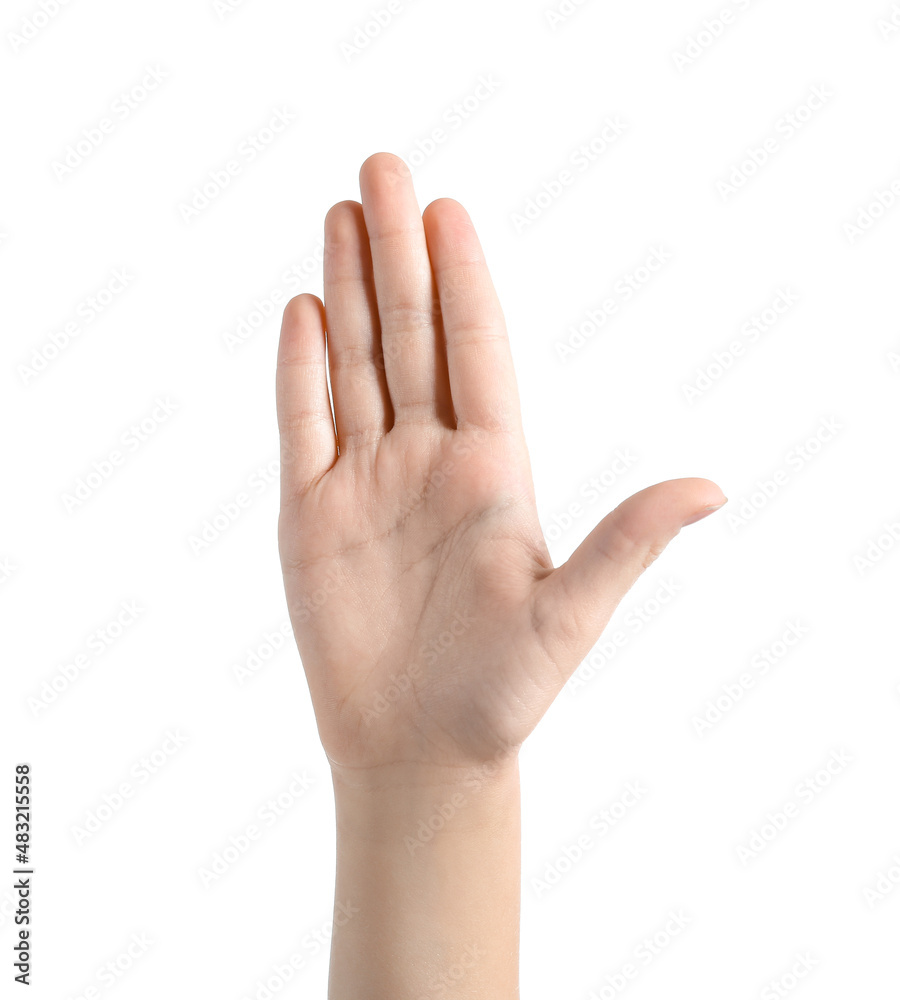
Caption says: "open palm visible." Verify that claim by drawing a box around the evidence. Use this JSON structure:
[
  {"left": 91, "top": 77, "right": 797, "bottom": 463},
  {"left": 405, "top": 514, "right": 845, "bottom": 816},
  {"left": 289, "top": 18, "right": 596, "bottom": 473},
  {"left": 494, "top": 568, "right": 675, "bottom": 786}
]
[{"left": 276, "top": 153, "right": 725, "bottom": 777}]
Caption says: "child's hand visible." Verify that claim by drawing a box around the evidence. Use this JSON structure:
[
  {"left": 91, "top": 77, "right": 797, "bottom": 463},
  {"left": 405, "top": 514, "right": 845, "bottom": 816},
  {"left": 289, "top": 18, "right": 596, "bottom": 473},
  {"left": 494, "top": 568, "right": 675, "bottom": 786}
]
[{"left": 276, "top": 152, "right": 726, "bottom": 780}]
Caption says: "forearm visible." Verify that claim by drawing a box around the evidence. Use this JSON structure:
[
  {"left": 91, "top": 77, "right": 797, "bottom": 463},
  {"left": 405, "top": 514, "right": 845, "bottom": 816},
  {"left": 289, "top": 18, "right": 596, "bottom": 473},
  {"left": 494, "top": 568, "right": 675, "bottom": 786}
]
[{"left": 327, "top": 755, "right": 521, "bottom": 999}]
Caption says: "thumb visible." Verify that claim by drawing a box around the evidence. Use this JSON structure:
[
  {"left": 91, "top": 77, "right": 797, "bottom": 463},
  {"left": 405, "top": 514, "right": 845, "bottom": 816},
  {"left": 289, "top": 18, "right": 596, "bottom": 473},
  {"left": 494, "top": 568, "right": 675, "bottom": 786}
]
[{"left": 531, "top": 477, "right": 727, "bottom": 676}]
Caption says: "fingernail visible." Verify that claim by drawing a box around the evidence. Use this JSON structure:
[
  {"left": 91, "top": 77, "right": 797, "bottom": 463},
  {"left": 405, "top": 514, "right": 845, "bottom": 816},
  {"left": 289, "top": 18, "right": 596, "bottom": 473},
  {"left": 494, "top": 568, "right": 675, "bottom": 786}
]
[{"left": 682, "top": 499, "right": 728, "bottom": 527}]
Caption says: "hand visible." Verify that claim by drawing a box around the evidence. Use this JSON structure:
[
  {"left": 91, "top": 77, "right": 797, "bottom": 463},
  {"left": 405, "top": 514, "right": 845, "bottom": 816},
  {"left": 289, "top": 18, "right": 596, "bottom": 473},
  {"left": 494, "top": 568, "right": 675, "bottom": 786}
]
[{"left": 276, "top": 152, "right": 726, "bottom": 779}]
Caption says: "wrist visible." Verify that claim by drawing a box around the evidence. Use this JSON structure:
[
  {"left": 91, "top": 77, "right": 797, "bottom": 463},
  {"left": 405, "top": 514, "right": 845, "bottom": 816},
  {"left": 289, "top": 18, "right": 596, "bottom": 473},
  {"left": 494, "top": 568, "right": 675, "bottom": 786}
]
[
  {"left": 330, "top": 751, "right": 521, "bottom": 845},
  {"left": 327, "top": 750, "right": 522, "bottom": 997}
]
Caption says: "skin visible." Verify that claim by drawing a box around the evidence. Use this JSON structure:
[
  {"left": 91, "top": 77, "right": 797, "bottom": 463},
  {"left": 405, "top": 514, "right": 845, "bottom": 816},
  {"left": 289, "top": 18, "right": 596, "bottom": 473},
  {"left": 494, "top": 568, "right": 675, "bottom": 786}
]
[{"left": 276, "top": 151, "right": 726, "bottom": 997}]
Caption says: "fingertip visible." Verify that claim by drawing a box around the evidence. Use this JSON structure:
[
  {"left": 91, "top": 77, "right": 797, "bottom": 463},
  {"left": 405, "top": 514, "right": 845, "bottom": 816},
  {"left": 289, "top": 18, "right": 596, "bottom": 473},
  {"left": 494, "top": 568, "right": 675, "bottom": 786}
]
[
  {"left": 423, "top": 196, "right": 467, "bottom": 219},
  {"left": 325, "top": 199, "right": 363, "bottom": 234},
  {"left": 603, "top": 477, "right": 726, "bottom": 549},
  {"left": 281, "top": 291, "right": 323, "bottom": 327},
  {"left": 276, "top": 291, "right": 336, "bottom": 494},
  {"left": 675, "top": 477, "right": 728, "bottom": 513},
  {"left": 279, "top": 293, "right": 324, "bottom": 362},
  {"left": 676, "top": 479, "right": 728, "bottom": 527},
  {"left": 681, "top": 499, "right": 728, "bottom": 527},
  {"left": 423, "top": 199, "right": 486, "bottom": 272},
  {"left": 634, "top": 478, "right": 726, "bottom": 516},
  {"left": 359, "top": 151, "right": 410, "bottom": 189}
]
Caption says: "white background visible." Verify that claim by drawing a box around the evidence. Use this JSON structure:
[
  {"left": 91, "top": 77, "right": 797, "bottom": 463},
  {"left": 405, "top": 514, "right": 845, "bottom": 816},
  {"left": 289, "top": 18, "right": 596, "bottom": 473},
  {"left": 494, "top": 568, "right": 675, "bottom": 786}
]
[{"left": 3, "top": 0, "right": 900, "bottom": 997}]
